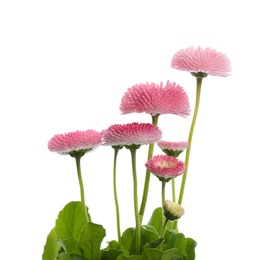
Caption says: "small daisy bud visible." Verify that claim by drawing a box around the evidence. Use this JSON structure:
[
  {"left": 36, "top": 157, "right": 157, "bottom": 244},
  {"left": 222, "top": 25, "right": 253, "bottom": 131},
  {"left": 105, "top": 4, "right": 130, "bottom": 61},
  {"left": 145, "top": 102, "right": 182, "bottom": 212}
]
[{"left": 164, "top": 200, "right": 185, "bottom": 221}]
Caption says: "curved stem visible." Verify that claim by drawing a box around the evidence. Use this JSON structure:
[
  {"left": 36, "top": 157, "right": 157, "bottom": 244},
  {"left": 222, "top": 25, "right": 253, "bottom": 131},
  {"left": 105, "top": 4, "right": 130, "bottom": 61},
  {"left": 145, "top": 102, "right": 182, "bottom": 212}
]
[
  {"left": 178, "top": 77, "right": 203, "bottom": 205},
  {"left": 139, "top": 114, "right": 159, "bottom": 220},
  {"left": 75, "top": 156, "right": 89, "bottom": 224},
  {"left": 112, "top": 146, "right": 122, "bottom": 249},
  {"left": 129, "top": 148, "right": 141, "bottom": 255}
]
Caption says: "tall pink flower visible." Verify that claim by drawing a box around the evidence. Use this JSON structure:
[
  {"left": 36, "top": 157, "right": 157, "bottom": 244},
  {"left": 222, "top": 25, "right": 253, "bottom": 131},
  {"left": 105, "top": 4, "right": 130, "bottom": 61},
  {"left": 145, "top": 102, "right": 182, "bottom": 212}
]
[
  {"left": 48, "top": 129, "right": 103, "bottom": 156},
  {"left": 120, "top": 80, "right": 190, "bottom": 117},
  {"left": 171, "top": 46, "right": 231, "bottom": 77},
  {"left": 157, "top": 140, "right": 189, "bottom": 157},
  {"left": 145, "top": 155, "right": 185, "bottom": 182},
  {"left": 103, "top": 122, "right": 162, "bottom": 147}
]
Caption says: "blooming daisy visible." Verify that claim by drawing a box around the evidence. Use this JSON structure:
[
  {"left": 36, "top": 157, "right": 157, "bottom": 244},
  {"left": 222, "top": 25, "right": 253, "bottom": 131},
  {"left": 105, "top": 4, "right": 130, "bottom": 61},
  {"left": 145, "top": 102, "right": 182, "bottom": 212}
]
[
  {"left": 48, "top": 129, "right": 103, "bottom": 157},
  {"left": 157, "top": 140, "right": 189, "bottom": 157},
  {"left": 103, "top": 122, "right": 162, "bottom": 147},
  {"left": 120, "top": 80, "right": 190, "bottom": 117},
  {"left": 171, "top": 46, "right": 231, "bottom": 77},
  {"left": 145, "top": 155, "right": 185, "bottom": 182}
]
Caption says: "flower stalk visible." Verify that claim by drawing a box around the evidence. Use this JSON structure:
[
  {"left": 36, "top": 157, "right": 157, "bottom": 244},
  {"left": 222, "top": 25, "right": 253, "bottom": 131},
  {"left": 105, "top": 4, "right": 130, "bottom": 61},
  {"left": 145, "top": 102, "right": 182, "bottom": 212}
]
[
  {"left": 161, "top": 218, "right": 169, "bottom": 239},
  {"left": 112, "top": 145, "right": 123, "bottom": 249},
  {"left": 75, "top": 155, "right": 89, "bottom": 224},
  {"left": 139, "top": 114, "right": 159, "bottom": 220},
  {"left": 161, "top": 181, "right": 166, "bottom": 208},
  {"left": 178, "top": 73, "right": 206, "bottom": 206},
  {"left": 126, "top": 145, "right": 141, "bottom": 255}
]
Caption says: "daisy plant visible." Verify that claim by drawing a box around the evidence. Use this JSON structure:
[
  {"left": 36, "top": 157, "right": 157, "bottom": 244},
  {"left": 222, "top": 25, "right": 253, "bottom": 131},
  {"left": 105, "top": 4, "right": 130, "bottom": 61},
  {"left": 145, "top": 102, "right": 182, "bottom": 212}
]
[{"left": 42, "top": 46, "right": 231, "bottom": 260}]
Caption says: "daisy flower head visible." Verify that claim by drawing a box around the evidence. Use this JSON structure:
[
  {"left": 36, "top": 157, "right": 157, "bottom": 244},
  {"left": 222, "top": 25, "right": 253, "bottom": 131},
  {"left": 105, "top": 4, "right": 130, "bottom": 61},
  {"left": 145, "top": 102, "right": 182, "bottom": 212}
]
[
  {"left": 171, "top": 46, "right": 231, "bottom": 77},
  {"left": 48, "top": 129, "right": 103, "bottom": 157},
  {"left": 103, "top": 122, "right": 162, "bottom": 148},
  {"left": 120, "top": 80, "right": 190, "bottom": 117},
  {"left": 145, "top": 155, "right": 185, "bottom": 182},
  {"left": 157, "top": 140, "right": 189, "bottom": 157},
  {"left": 164, "top": 200, "right": 185, "bottom": 221}
]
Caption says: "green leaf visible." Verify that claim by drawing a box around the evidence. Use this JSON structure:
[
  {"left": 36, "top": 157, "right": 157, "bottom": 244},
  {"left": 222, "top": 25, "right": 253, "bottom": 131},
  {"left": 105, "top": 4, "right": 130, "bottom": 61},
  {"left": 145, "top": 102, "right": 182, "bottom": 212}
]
[
  {"left": 57, "top": 238, "right": 82, "bottom": 255},
  {"left": 181, "top": 238, "right": 197, "bottom": 260},
  {"left": 163, "top": 231, "right": 196, "bottom": 260},
  {"left": 101, "top": 239, "right": 123, "bottom": 259},
  {"left": 121, "top": 227, "right": 135, "bottom": 256},
  {"left": 141, "top": 225, "right": 159, "bottom": 246},
  {"left": 101, "top": 248, "right": 123, "bottom": 260},
  {"left": 117, "top": 254, "right": 140, "bottom": 260},
  {"left": 116, "top": 248, "right": 179, "bottom": 260},
  {"left": 142, "top": 238, "right": 164, "bottom": 250},
  {"left": 140, "top": 225, "right": 161, "bottom": 250},
  {"left": 171, "top": 256, "right": 183, "bottom": 260},
  {"left": 105, "top": 240, "right": 121, "bottom": 250},
  {"left": 78, "top": 222, "right": 106, "bottom": 260},
  {"left": 56, "top": 252, "right": 71, "bottom": 260},
  {"left": 42, "top": 227, "right": 60, "bottom": 260},
  {"left": 163, "top": 231, "right": 185, "bottom": 255},
  {"left": 71, "top": 254, "right": 88, "bottom": 260},
  {"left": 147, "top": 208, "right": 163, "bottom": 233},
  {"left": 55, "top": 201, "right": 89, "bottom": 241},
  {"left": 142, "top": 248, "right": 179, "bottom": 260}
]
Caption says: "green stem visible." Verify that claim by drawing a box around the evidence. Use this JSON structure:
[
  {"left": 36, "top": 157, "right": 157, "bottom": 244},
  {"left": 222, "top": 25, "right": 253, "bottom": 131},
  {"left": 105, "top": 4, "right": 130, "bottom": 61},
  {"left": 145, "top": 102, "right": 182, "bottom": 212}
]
[
  {"left": 129, "top": 147, "right": 141, "bottom": 255},
  {"left": 171, "top": 179, "right": 176, "bottom": 202},
  {"left": 162, "top": 181, "right": 166, "bottom": 208},
  {"left": 75, "top": 156, "right": 89, "bottom": 224},
  {"left": 160, "top": 181, "right": 166, "bottom": 235},
  {"left": 178, "top": 76, "right": 203, "bottom": 206},
  {"left": 161, "top": 218, "right": 169, "bottom": 238},
  {"left": 139, "top": 114, "right": 159, "bottom": 220},
  {"left": 112, "top": 146, "right": 122, "bottom": 249}
]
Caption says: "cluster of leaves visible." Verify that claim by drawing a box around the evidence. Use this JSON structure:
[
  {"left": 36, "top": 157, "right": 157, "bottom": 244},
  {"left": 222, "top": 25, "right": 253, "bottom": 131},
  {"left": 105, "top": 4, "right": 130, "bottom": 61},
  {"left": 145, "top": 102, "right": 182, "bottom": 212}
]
[{"left": 43, "top": 202, "right": 196, "bottom": 260}]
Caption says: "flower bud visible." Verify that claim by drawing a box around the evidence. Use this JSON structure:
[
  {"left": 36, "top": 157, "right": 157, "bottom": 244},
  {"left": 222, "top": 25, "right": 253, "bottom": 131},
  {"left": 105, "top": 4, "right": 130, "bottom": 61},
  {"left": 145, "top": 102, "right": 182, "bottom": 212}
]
[{"left": 164, "top": 200, "right": 185, "bottom": 221}]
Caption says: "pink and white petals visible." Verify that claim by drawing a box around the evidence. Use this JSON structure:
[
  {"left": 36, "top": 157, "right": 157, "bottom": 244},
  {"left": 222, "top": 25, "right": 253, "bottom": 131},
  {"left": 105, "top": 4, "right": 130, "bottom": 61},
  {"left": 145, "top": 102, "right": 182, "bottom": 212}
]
[
  {"left": 145, "top": 155, "right": 185, "bottom": 182},
  {"left": 157, "top": 140, "right": 189, "bottom": 157},
  {"left": 171, "top": 46, "right": 232, "bottom": 77},
  {"left": 48, "top": 129, "right": 103, "bottom": 156},
  {"left": 120, "top": 80, "right": 190, "bottom": 117},
  {"left": 103, "top": 122, "right": 162, "bottom": 147}
]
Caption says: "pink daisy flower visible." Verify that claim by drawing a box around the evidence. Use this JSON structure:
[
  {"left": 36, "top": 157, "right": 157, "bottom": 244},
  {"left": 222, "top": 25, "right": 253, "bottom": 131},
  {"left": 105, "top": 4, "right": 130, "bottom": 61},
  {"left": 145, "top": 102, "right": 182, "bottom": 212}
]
[
  {"left": 157, "top": 140, "right": 189, "bottom": 152},
  {"left": 48, "top": 129, "right": 103, "bottom": 156},
  {"left": 120, "top": 80, "right": 190, "bottom": 117},
  {"left": 103, "top": 122, "right": 162, "bottom": 146},
  {"left": 145, "top": 155, "right": 185, "bottom": 182},
  {"left": 157, "top": 140, "right": 189, "bottom": 157},
  {"left": 171, "top": 46, "right": 231, "bottom": 77}
]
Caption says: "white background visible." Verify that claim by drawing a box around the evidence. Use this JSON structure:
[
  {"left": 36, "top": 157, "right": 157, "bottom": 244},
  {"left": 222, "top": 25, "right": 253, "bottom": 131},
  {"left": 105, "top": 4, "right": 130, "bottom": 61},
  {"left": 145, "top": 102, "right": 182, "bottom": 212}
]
[{"left": 1, "top": 1, "right": 275, "bottom": 259}]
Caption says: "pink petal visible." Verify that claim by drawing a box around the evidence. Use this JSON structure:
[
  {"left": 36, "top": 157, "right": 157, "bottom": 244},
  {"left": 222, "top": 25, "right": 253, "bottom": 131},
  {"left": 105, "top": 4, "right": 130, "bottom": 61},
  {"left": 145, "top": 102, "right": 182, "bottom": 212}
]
[{"left": 171, "top": 46, "right": 231, "bottom": 77}]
